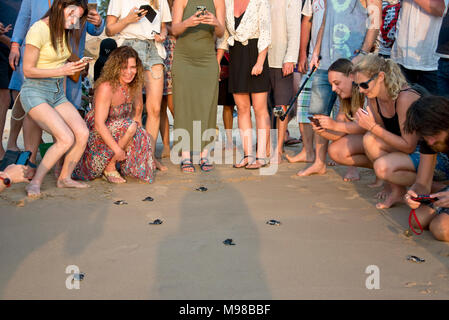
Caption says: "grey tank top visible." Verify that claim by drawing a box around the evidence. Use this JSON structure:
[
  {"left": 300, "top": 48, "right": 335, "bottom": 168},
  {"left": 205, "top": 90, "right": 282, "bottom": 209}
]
[{"left": 320, "top": 0, "right": 368, "bottom": 70}]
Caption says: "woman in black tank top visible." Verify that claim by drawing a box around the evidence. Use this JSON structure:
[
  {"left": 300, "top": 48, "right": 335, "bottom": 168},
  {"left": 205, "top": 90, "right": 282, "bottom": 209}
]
[{"left": 352, "top": 54, "right": 422, "bottom": 210}]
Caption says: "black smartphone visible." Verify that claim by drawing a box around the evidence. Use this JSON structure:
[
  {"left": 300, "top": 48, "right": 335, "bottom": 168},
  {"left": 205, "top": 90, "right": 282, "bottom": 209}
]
[
  {"left": 308, "top": 116, "right": 321, "bottom": 127},
  {"left": 411, "top": 195, "right": 439, "bottom": 205},
  {"left": 139, "top": 5, "right": 157, "bottom": 23}
]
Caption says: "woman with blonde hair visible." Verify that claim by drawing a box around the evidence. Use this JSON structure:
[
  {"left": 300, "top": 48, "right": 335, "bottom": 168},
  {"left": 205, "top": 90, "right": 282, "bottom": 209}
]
[
  {"left": 73, "top": 46, "right": 156, "bottom": 184},
  {"left": 353, "top": 53, "right": 426, "bottom": 209},
  {"left": 310, "top": 59, "right": 369, "bottom": 182}
]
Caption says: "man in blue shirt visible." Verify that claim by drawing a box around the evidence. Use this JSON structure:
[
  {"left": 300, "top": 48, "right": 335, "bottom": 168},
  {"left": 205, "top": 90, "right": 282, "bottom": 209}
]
[{"left": 7, "top": 0, "right": 104, "bottom": 168}]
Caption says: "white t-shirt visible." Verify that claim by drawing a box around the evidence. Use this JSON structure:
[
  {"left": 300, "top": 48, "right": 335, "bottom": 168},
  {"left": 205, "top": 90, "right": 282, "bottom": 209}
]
[
  {"left": 391, "top": 0, "right": 449, "bottom": 71},
  {"left": 107, "top": 0, "right": 172, "bottom": 41},
  {"left": 302, "top": 0, "right": 325, "bottom": 59}
]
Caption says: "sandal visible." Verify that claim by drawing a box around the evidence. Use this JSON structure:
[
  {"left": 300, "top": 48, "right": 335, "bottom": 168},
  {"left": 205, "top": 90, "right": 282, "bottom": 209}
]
[
  {"left": 199, "top": 157, "right": 213, "bottom": 172},
  {"left": 245, "top": 157, "right": 270, "bottom": 170},
  {"left": 102, "top": 170, "right": 126, "bottom": 184},
  {"left": 233, "top": 155, "right": 255, "bottom": 168},
  {"left": 180, "top": 159, "right": 195, "bottom": 173}
]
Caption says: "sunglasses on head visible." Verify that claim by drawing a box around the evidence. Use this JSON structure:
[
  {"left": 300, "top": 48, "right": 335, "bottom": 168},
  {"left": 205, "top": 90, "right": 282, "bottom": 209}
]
[{"left": 353, "top": 73, "right": 378, "bottom": 90}]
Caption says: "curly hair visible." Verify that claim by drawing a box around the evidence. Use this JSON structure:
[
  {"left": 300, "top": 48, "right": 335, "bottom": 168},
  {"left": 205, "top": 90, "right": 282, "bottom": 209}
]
[
  {"left": 352, "top": 53, "right": 407, "bottom": 100},
  {"left": 328, "top": 58, "right": 365, "bottom": 118},
  {"left": 94, "top": 46, "right": 144, "bottom": 96}
]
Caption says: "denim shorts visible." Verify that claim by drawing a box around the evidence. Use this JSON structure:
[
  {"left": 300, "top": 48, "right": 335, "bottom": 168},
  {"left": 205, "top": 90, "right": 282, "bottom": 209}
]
[
  {"left": 20, "top": 77, "right": 69, "bottom": 113},
  {"left": 122, "top": 38, "right": 164, "bottom": 78},
  {"left": 409, "top": 148, "right": 449, "bottom": 182},
  {"left": 308, "top": 69, "right": 337, "bottom": 115}
]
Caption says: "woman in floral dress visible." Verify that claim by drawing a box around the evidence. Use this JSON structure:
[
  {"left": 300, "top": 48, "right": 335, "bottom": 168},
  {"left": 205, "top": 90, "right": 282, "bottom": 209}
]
[{"left": 73, "top": 46, "right": 156, "bottom": 183}]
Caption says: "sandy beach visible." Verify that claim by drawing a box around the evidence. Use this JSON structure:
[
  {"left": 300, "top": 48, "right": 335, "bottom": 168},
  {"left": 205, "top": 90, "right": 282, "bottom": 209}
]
[{"left": 1, "top": 108, "right": 449, "bottom": 300}]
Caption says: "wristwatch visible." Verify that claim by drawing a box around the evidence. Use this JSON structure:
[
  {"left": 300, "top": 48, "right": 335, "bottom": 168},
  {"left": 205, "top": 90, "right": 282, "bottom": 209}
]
[{"left": 0, "top": 176, "right": 11, "bottom": 188}]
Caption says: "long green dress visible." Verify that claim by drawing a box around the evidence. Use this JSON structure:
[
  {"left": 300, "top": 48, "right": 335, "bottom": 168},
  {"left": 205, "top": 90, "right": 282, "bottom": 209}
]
[{"left": 172, "top": 0, "right": 219, "bottom": 154}]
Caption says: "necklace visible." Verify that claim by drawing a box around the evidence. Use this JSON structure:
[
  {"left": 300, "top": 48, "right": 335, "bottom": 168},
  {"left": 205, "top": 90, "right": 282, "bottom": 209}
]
[{"left": 119, "top": 83, "right": 130, "bottom": 103}]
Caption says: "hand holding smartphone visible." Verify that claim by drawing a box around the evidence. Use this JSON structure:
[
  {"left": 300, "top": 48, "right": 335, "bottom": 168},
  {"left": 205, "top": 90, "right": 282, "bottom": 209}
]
[
  {"left": 410, "top": 195, "right": 439, "bottom": 205},
  {"left": 308, "top": 115, "right": 321, "bottom": 127}
]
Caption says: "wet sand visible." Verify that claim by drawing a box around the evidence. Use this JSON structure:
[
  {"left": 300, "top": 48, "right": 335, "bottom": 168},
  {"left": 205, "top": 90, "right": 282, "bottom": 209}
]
[{"left": 1, "top": 109, "right": 449, "bottom": 299}]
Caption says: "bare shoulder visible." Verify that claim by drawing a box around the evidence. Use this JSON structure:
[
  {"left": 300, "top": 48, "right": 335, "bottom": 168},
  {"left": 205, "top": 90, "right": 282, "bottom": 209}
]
[{"left": 397, "top": 89, "right": 421, "bottom": 111}]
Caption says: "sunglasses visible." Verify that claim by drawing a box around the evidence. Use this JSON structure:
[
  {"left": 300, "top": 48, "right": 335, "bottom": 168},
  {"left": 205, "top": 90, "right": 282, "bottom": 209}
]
[{"left": 353, "top": 73, "right": 378, "bottom": 90}]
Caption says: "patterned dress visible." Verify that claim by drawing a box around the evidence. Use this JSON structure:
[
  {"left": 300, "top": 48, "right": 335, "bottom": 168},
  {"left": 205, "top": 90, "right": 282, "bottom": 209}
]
[{"left": 73, "top": 88, "right": 156, "bottom": 183}]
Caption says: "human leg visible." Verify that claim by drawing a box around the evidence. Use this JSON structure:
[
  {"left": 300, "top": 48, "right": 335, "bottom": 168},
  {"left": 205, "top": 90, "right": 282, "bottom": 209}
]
[
  {"left": 6, "top": 90, "right": 24, "bottom": 151},
  {"left": 160, "top": 95, "right": 171, "bottom": 158},
  {"left": 223, "top": 105, "right": 234, "bottom": 149},
  {"left": 233, "top": 93, "right": 253, "bottom": 167},
  {"left": 429, "top": 213, "right": 449, "bottom": 242},
  {"left": 0, "top": 88, "right": 10, "bottom": 159}
]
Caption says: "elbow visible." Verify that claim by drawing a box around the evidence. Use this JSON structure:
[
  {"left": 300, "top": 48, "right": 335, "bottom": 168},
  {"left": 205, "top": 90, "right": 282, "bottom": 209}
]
[
  {"left": 404, "top": 145, "right": 417, "bottom": 155},
  {"left": 23, "top": 67, "right": 31, "bottom": 78},
  {"left": 105, "top": 27, "right": 114, "bottom": 37}
]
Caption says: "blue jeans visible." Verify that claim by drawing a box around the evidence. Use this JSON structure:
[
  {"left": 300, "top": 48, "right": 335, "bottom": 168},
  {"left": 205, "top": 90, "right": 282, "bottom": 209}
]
[
  {"left": 308, "top": 69, "right": 337, "bottom": 116},
  {"left": 438, "top": 58, "right": 449, "bottom": 97}
]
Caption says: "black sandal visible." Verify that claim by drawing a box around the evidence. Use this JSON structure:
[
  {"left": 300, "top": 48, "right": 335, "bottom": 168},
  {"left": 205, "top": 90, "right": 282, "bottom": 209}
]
[
  {"left": 245, "top": 157, "right": 269, "bottom": 170},
  {"left": 180, "top": 159, "right": 195, "bottom": 173},
  {"left": 199, "top": 158, "right": 213, "bottom": 172},
  {"left": 233, "top": 155, "right": 255, "bottom": 168}
]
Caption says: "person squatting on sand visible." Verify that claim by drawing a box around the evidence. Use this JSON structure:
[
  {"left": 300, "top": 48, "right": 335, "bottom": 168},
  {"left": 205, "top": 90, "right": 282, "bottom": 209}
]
[
  {"left": 404, "top": 96, "right": 449, "bottom": 242},
  {"left": 20, "top": 0, "right": 91, "bottom": 197},
  {"left": 73, "top": 46, "right": 156, "bottom": 184},
  {"left": 310, "top": 59, "right": 369, "bottom": 182},
  {"left": 352, "top": 54, "right": 426, "bottom": 209}
]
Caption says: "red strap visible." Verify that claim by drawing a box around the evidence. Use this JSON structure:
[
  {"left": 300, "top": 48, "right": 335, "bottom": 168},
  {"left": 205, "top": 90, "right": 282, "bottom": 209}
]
[
  {"left": 224, "top": 52, "right": 230, "bottom": 62},
  {"left": 409, "top": 209, "right": 423, "bottom": 235}
]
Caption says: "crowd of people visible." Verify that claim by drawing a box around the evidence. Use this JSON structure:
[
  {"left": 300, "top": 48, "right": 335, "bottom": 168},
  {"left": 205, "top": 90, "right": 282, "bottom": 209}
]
[{"left": 1, "top": 0, "right": 449, "bottom": 242}]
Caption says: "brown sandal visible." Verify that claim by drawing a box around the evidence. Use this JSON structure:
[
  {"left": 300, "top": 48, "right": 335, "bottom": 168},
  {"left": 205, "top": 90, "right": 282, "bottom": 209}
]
[{"left": 102, "top": 170, "right": 126, "bottom": 184}]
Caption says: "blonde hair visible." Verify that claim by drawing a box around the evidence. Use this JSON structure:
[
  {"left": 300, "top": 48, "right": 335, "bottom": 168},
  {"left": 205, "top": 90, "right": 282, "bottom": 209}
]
[
  {"left": 328, "top": 58, "right": 365, "bottom": 118},
  {"left": 352, "top": 53, "right": 407, "bottom": 100}
]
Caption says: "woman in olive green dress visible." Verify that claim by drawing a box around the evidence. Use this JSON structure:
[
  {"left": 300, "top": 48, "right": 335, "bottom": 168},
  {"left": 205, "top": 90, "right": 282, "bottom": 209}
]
[{"left": 172, "top": 0, "right": 225, "bottom": 172}]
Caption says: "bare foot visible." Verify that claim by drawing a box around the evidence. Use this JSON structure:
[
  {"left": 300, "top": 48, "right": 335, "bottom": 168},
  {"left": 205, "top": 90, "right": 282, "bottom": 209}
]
[
  {"left": 6, "top": 145, "right": 20, "bottom": 152},
  {"left": 368, "top": 177, "right": 384, "bottom": 188},
  {"left": 296, "top": 162, "right": 326, "bottom": 177},
  {"left": 375, "top": 183, "right": 391, "bottom": 200},
  {"left": 57, "top": 178, "right": 90, "bottom": 189},
  {"left": 285, "top": 150, "right": 314, "bottom": 163},
  {"left": 376, "top": 185, "right": 405, "bottom": 209},
  {"left": 155, "top": 159, "right": 168, "bottom": 171},
  {"left": 26, "top": 183, "right": 41, "bottom": 198},
  {"left": 343, "top": 166, "right": 360, "bottom": 182}
]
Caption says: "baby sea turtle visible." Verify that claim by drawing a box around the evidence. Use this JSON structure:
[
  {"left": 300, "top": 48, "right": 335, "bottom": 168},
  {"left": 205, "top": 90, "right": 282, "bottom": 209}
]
[
  {"left": 223, "top": 238, "right": 235, "bottom": 246},
  {"left": 149, "top": 219, "right": 163, "bottom": 225},
  {"left": 143, "top": 196, "right": 154, "bottom": 202},
  {"left": 114, "top": 200, "right": 127, "bottom": 205},
  {"left": 266, "top": 219, "right": 281, "bottom": 226},
  {"left": 73, "top": 273, "right": 85, "bottom": 281},
  {"left": 196, "top": 186, "right": 208, "bottom": 192},
  {"left": 407, "top": 255, "right": 425, "bottom": 263}
]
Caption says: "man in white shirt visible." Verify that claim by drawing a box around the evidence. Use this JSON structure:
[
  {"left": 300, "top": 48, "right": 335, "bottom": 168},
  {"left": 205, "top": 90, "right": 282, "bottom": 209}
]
[
  {"left": 268, "top": 0, "right": 301, "bottom": 162},
  {"left": 391, "top": 0, "right": 449, "bottom": 94}
]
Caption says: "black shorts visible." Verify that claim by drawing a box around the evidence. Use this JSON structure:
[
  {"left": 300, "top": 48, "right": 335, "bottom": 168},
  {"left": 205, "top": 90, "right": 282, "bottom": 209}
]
[{"left": 0, "top": 44, "right": 12, "bottom": 89}]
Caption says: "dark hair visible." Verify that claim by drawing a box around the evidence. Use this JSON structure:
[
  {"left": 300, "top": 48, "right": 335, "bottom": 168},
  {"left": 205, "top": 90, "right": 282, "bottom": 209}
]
[
  {"left": 404, "top": 96, "right": 449, "bottom": 136},
  {"left": 328, "top": 58, "right": 364, "bottom": 118},
  {"left": 42, "top": 0, "right": 88, "bottom": 54}
]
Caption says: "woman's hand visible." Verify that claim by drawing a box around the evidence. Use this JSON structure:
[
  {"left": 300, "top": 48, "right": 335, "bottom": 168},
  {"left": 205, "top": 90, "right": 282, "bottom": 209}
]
[
  {"left": 0, "top": 22, "right": 12, "bottom": 35},
  {"left": 309, "top": 52, "right": 320, "bottom": 71},
  {"left": 201, "top": 11, "right": 219, "bottom": 27},
  {"left": 310, "top": 119, "right": 325, "bottom": 135},
  {"left": 313, "top": 115, "right": 336, "bottom": 131},
  {"left": 87, "top": 8, "right": 102, "bottom": 27},
  {"left": 113, "top": 147, "right": 126, "bottom": 162},
  {"left": 404, "top": 189, "right": 421, "bottom": 210},
  {"left": 431, "top": 190, "right": 449, "bottom": 208},
  {"left": 355, "top": 107, "right": 376, "bottom": 132},
  {"left": 154, "top": 32, "right": 166, "bottom": 43},
  {"left": 125, "top": 7, "right": 147, "bottom": 25},
  {"left": 183, "top": 11, "right": 204, "bottom": 28},
  {"left": 59, "top": 61, "right": 88, "bottom": 76},
  {"left": 3, "top": 164, "right": 30, "bottom": 184},
  {"left": 251, "top": 62, "right": 264, "bottom": 76},
  {"left": 9, "top": 45, "right": 20, "bottom": 70}
]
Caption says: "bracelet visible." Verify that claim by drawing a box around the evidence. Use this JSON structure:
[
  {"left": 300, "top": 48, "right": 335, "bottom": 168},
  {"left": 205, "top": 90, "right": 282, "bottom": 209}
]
[
  {"left": 0, "top": 172, "right": 12, "bottom": 187},
  {"left": 369, "top": 123, "right": 378, "bottom": 132},
  {"left": 11, "top": 43, "right": 20, "bottom": 48}
]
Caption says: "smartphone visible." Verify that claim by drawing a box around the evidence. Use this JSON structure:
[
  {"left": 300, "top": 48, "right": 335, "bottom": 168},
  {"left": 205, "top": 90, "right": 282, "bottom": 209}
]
[
  {"left": 411, "top": 195, "right": 439, "bottom": 205},
  {"left": 196, "top": 5, "right": 207, "bottom": 16},
  {"left": 360, "top": 108, "right": 368, "bottom": 115},
  {"left": 16, "top": 151, "right": 31, "bottom": 166},
  {"left": 87, "top": 3, "right": 97, "bottom": 11},
  {"left": 308, "top": 116, "right": 321, "bottom": 127},
  {"left": 139, "top": 5, "right": 157, "bottom": 22}
]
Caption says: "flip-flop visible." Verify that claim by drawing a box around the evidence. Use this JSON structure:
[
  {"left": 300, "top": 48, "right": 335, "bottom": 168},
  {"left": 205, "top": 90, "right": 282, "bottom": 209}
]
[
  {"left": 199, "top": 157, "right": 213, "bottom": 172},
  {"left": 233, "top": 155, "right": 255, "bottom": 168},
  {"left": 180, "top": 159, "right": 195, "bottom": 173},
  {"left": 245, "top": 157, "right": 269, "bottom": 170},
  {"left": 102, "top": 170, "right": 126, "bottom": 184}
]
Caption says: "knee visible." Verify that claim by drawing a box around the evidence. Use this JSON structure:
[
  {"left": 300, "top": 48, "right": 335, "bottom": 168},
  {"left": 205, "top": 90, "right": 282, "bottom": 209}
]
[
  {"left": 328, "top": 142, "right": 343, "bottom": 163},
  {"left": 430, "top": 216, "right": 449, "bottom": 241},
  {"left": 373, "top": 157, "right": 391, "bottom": 180},
  {"left": 363, "top": 132, "right": 380, "bottom": 159},
  {"left": 57, "top": 130, "right": 75, "bottom": 151},
  {"left": 75, "top": 125, "right": 90, "bottom": 145}
]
